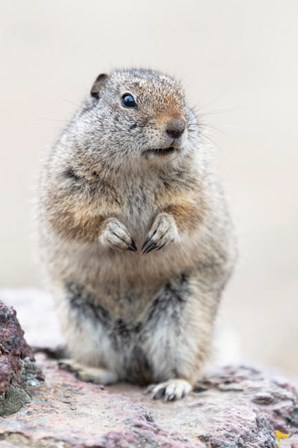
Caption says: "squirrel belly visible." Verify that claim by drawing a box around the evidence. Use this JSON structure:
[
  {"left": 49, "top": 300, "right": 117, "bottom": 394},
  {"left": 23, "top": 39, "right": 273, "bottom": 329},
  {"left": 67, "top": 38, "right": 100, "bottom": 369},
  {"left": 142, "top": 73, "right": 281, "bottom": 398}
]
[{"left": 39, "top": 67, "right": 236, "bottom": 400}]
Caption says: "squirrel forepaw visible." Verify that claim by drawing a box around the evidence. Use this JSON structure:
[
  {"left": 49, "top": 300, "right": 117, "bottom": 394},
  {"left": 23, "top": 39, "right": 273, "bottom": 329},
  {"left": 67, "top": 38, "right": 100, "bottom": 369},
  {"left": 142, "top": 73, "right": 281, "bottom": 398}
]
[
  {"left": 142, "top": 212, "right": 179, "bottom": 254},
  {"left": 99, "top": 218, "right": 137, "bottom": 252}
]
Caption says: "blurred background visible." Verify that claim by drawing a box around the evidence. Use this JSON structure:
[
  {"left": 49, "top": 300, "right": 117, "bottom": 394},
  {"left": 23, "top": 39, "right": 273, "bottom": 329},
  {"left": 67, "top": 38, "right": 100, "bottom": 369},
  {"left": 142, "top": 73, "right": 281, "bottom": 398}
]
[{"left": 0, "top": 0, "right": 297, "bottom": 378}]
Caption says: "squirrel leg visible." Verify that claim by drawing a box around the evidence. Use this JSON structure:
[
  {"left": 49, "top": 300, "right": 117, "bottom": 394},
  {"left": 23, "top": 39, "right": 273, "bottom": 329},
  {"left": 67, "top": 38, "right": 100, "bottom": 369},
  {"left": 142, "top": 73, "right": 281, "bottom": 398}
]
[
  {"left": 59, "top": 359, "right": 118, "bottom": 385},
  {"left": 141, "top": 272, "right": 216, "bottom": 401}
]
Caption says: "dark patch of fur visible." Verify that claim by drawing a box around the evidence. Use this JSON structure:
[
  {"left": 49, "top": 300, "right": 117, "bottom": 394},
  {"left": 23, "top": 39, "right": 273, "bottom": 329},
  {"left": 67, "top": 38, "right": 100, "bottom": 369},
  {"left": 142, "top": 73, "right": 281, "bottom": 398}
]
[
  {"left": 67, "top": 274, "right": 189, "bottom": 335},
  {"left": 125, "top": 346, "right": 152, "bottom": 385},
  {"left": 145, "top": 273, "right": 189, "bottom": 328},
  {"left": 33, "top": 345, "right": 67, "bottom": 359},
  {"left": 113, "top": 318, "right": 132, "bottom": 342},
  {"left": 67, "top": 282, "right": 111, "bottom": 326},
  {"left": 65, "top": 168, "right": 81, "bottom": 182},
  {"left": 66, "top": 274, "right": 189, "bottom": 384}
]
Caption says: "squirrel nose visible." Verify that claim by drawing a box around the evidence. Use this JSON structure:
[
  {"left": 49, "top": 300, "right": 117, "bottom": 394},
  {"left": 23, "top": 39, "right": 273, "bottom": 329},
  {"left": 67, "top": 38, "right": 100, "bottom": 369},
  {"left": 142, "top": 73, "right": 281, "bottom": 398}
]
[{"left": 165, "top": 116, "right": 186, "bottom": 139}]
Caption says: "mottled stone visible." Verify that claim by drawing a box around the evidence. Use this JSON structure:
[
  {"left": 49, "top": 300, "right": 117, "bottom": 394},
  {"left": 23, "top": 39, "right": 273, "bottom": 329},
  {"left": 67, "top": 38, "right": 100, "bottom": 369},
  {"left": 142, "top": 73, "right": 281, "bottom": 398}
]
[
  {"left": 0, "top": 300, "right": 43, "bottom": 416},
  {"left": 0, "top": 301, "right": 33, "bottom": 393},
  {"left": 0, "top": 356, "right": 297, "bottom": 447},
  {"left": 1, "top": 290, "right": 298, "bottom": 447}
]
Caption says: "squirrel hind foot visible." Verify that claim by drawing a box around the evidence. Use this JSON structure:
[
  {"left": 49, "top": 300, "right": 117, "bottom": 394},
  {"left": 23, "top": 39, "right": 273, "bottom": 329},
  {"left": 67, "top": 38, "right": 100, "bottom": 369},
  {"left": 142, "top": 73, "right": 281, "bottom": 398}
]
[
  {"left": 146, "top": 378, "right": 193, "bottom": 401},
  {"left": 58, "top": 359, "right": 118, "bottom": 385}
]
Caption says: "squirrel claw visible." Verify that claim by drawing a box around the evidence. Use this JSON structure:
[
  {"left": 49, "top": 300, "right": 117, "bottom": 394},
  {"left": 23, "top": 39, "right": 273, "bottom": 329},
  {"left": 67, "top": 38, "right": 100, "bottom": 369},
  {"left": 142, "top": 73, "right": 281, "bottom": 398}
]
[
  {"left": 142, "top": 212, "right": 179, "bottom": 254},
  {"left": 128, "top": 240, "right": 138, "bottom": 252},
  {"left": 99, "top": 218, "right": 137, "bottom": 252},
  {"left": 142, "top": 239, "right": 158, "bottom": 254}
]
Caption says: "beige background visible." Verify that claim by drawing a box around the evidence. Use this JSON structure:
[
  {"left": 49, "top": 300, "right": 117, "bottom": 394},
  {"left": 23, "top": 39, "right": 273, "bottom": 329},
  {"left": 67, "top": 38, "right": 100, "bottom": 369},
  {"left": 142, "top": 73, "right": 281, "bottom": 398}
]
[{"left": 0, "top": 1, "right": 297, "bottom": 377}]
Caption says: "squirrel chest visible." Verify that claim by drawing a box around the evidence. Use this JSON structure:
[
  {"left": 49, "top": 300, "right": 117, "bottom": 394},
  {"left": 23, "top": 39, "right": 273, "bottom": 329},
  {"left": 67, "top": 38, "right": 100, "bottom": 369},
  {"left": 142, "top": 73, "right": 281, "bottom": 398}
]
[{"left": 99, "top": 174, "right": 174, "bottom": 242}]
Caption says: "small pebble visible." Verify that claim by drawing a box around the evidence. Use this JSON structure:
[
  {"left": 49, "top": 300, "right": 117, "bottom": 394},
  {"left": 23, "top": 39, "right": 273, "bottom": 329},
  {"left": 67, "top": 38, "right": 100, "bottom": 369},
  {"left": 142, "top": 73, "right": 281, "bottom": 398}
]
[{"left": 252, "top": 392, "right": 274, "bottom": 405}]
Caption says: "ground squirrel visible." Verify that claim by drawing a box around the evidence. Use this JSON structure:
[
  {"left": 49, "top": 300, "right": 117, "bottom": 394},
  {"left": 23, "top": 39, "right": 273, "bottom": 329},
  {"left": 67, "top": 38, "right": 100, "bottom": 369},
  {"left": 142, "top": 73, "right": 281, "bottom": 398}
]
[{"left": 38, "top": 68, "right": 236, "bottom": 400}]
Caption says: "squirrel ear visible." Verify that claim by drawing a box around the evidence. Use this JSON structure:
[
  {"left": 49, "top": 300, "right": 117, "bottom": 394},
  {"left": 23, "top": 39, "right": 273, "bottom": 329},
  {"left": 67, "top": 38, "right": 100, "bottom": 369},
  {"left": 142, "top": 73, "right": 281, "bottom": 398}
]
[{"left": 90, "top": 73, "right": 109, "bottom": 99}]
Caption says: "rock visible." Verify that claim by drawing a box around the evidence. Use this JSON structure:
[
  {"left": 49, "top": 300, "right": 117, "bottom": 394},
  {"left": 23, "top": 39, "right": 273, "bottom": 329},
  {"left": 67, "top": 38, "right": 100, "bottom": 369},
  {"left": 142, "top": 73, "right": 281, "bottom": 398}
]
[
  {"left": 0, "top": 301, "right": 33, "bottom": 391},
  {"left": 1, "top": 357, "right": 298, "bottom": 447},
  {"left": 0, "top": 300, "right": 43, "bottom": 416},
  {"left": 0, "top": 289, "right": 298, "bottom": 447}
]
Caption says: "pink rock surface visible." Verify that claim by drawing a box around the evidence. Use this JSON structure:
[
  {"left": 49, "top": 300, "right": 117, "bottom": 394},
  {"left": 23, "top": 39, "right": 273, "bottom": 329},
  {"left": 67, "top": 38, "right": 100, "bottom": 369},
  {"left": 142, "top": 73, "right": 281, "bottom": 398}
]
[
  {"left": 0, "top": 356, "right": 297, "bottom": 447},
  {"left": 1, "top": 290, "right": 298, "bottom": 447},
  {"left": 0, "top": 354, "right": 203, "bottom": 448}
]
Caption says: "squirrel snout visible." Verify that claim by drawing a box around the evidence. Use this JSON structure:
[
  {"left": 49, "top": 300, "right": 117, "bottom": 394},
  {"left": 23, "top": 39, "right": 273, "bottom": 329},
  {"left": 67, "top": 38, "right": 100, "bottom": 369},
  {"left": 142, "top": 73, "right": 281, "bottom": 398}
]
[{"left": 165, "top": 116, "right": 186, "bottom": 140}]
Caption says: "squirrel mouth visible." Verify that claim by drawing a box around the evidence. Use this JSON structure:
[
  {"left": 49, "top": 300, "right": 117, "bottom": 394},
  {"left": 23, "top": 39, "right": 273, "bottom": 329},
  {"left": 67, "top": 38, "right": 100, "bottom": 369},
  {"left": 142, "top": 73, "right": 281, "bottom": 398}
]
[{"left": 144, "top": 146, "right": 177, "bottom": 157}]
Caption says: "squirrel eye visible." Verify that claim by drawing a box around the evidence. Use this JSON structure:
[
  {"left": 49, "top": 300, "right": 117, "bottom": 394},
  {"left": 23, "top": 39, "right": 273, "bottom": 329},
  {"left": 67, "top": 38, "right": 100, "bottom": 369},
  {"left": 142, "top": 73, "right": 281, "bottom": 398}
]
[{"left": 121, "top": 93, "right": 137, "bottom": 109}]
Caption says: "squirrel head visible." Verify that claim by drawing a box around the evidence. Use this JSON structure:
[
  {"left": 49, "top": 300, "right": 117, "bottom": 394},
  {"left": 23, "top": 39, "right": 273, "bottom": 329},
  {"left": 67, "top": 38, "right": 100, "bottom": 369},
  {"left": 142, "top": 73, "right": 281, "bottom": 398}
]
[{"left": 70, "top": 68, "right": 199, "bottom": 171}]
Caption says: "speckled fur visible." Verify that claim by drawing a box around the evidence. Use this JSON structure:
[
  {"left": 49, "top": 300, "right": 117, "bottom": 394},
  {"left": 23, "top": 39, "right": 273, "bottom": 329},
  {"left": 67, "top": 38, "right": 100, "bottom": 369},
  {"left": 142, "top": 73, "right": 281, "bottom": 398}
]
[{"left": 38, "top": 68, "right": 236, "bottom": 400}]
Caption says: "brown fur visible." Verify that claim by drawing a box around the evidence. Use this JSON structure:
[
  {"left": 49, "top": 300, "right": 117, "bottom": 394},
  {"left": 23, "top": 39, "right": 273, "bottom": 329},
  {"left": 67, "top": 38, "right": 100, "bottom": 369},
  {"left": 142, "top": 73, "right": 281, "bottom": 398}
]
[
  {"left": 164, "top": 202, "right": 205, "bottom": 233},
  {"left": 38, "top": 68, "right": 236, "bottom": 401}
]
